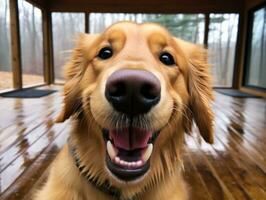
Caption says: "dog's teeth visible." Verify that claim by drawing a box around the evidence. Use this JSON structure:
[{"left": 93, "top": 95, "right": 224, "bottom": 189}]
[
  {"left": 142, "top": 144, "right": 153, "bottom": 163},
  {"left": 113, "top": 157, "right": 144, "bottom": 168},
  {"left": 131, "top": 162, "right": 137, "bottom": 167},
  {"left": 115, "top": 156, "right": 120, "bottom": 163},
  {"left": 107, "top": 141, "right": 118, "bottom": 160},
  {"left": 136, "top": 160, "right": 143, "bottom": 166}
]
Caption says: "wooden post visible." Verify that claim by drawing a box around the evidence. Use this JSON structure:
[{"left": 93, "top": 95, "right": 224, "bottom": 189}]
[
  {"left": 85, "top": 13, "right": 90, "bottom": 33},
  {"left": 204, "top": 13, "right": 210, "bottom": 48},
  {"left": 42, "top": 10, "right": 54, "bottom": 84},
  {"left": 9, "top": 0, "right": 22, "bottom": 89},
  {"left": 232, "top": 11, "right": 245, "bottom": 89}
]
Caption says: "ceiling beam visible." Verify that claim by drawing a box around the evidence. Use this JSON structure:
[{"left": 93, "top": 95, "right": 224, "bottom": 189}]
[
  {"left": 44, "top": 0, "right": 244, "bottom": 13},
  {"left": 25, "top": 0, "right": 47, "bottom": 10}
]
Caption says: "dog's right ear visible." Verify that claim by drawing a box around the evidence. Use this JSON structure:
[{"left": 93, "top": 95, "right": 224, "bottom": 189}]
[
  {"left": 174, "top": 38, "right": 214, "bottom": 144},
  {"left": 55, "top": 33, "right": 99, "bottom": 123}
]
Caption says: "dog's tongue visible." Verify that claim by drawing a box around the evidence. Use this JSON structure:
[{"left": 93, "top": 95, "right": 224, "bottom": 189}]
[{"left": 110, "top": 128, "right": 151, "bottom": 150}]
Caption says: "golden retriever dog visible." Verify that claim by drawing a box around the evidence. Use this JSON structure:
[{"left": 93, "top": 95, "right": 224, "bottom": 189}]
[{"left": 34, "top": 21, "right": 214, "bottom": 200}]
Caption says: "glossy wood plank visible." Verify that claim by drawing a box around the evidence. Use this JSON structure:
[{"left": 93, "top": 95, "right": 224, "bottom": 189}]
[
  {"left": 183, "top": 153, "right": 213, "bottom": 200},
  {"left": 0, "top": 87, "right": 265, "bottom": 200},
  {"left": 212, "top": 126, "right": 266, "bottom": 191},
  {"left": 185, "top": 136, "right": 235, "bottom": 200},
  {"left": 1, "top": 128, "right": 69, "bottom": 199},
  {"left": 187, "top": 130, "right": 265, "bottom": 199}
]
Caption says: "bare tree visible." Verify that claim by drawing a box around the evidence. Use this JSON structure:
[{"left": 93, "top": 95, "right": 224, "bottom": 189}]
[
  {"left": 193, "top": 15, "right": 199, "bottom": 43},
  {"left": 0, "top": 0, "right": 11, "bottom": 71},
  {"left": 222, "top": 15, "right": 235, "bottom": 85},
  {"left": 31, "top": 6, "right": 37, "bottom": 72},
  {"left": 259, "top": 9, "right": 266, "bottom": 86},
  {"left": 218, "top": 19, "right": 223, "bottom": 85}
]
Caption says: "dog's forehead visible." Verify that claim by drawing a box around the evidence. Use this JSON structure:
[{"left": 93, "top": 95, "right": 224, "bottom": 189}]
[{"left": 104, "top": 22, "right": 171, "bottom": 42}]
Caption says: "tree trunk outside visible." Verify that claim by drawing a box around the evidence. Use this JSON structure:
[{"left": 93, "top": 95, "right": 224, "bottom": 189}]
[
  {"left": 258, "top": 9, "right": 266, "bottom": 87},
  {"left": 223, "top": 15, "right": 234, "bottom": 86}
]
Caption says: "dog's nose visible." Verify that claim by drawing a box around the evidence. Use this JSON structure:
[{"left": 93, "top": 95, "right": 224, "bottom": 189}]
[{"left": 105, "top": 69, "right": 161, "bottom": 115}]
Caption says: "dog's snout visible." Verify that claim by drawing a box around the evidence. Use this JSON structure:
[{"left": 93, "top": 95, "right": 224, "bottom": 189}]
[{"left": 105, "top": 69, "right": 161, "bottom": 115}]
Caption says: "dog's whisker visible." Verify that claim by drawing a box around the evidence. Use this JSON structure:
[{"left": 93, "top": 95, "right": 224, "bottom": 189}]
[{"left": 120, "top": 113, "right": 125, "bottom": 130}]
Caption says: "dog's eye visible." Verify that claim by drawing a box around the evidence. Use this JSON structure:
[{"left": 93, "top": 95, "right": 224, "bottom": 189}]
[
  {"left": 159, "top": 52, "right": 175, "bottom": 66},
  {"left": 98, "top": 47, "right": 113, "bottom": 60}
]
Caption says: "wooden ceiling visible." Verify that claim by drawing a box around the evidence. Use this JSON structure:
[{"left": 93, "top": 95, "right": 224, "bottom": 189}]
[{"left": 28, "top": 0, "right": 245, "bottom": 13}]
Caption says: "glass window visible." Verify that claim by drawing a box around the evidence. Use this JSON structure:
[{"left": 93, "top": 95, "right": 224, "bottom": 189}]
[
  {"left": 52, "top": 13, "right": 85, "bottom": 82},
  {"left": 245, "top": 6, "right": 266, "bottom": 89},
  {"left": 18, "top": 0, "right": 44, "bottom": 87},
  {"left": 89, "top": 13, "right": 205, "bottom": 44},
  {"left": 208, "top": 14, "right": 239, "bottom": 87},
  {"left": 0, "top": 0, "right": 12, "bottom": 91}
]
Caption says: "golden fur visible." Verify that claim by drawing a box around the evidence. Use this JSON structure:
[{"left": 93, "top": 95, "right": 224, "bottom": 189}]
[{"left": 34, "top": 22, "right": 214, "bottom": 200}]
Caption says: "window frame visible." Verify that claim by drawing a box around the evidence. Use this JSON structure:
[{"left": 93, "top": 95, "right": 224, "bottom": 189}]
[{"left": 243, "top": 2, "right": 266, "bottom": 91}]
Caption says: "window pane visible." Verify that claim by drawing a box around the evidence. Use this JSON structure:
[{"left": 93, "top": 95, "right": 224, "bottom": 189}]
[
  {"left": 208, "top": 14, "right": 239, "bottom": 87},
  {"left": 245, "top": 6, "right": 266, "bottom": 89},
  {"left": 18, "top": 0, "right": 44, "bottom": 87},
  {"left": 52, "top": 13, "right": 85, "bottom": 82},
  {"left": 0, "top": 0, "right": 12, "bottom": 91},
  {"left": 89, "top": 13, "right": 205, "bottom": 44}
]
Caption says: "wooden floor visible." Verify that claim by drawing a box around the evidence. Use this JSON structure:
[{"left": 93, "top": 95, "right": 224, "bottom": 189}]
[{"left": 0, "top": 85, "right": 265, "bottom": 200}]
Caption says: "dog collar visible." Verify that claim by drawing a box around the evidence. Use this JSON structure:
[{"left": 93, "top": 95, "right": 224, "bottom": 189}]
[{"left": 68, "top": 141, "right": 124, "bottom": 199}]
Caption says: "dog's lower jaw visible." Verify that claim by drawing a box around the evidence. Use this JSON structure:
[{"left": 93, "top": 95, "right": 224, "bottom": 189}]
[
  {"left": 112, "top": 167, "right": 188, "bottom": 200},
  {"left": 34, "top": 135, "right": 188, "bottom": 200}
]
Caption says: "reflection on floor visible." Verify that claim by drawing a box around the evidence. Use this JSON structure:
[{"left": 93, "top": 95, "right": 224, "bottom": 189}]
[{"left": 0, "top": 85, "right": 265, "bottom": 200}]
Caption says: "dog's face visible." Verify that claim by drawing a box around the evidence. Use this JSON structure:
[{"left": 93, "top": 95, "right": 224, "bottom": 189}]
[{"left": 56, "top": 22, "right": 213, "bottom": 193}]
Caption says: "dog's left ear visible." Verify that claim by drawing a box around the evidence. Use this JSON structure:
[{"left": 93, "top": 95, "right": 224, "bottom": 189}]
[
  {"left": 174, "top": 38, "right": 214, "bottom": 144},
  {"left": 55, "top": 33, "right": 99, "bottom": 123}
]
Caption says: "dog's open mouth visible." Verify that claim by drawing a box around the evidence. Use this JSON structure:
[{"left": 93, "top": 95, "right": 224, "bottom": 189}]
[{"left": 103, "top": 127, "right": 158, "bottom": 181}]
